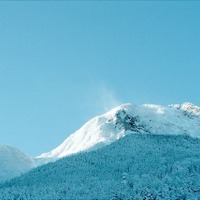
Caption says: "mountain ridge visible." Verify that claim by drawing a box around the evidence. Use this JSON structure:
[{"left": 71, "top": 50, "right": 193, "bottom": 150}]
[
  {"left": 35, "top": 102, "right": 200, "bottom": 164},
  {"left": 1, "top": 102, "right": 200, "bottom": 181},
  {"left": 0, "top": 144, "right": 35, "bottom": 182}
]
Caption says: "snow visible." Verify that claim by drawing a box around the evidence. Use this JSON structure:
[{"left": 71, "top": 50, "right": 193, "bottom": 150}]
[
  {"left": 36, "top": 102, "right": 200, "bottom": 163},
  {"left": 1, "top": 101, "right": 200, "bottom": 182},
  {"left": 2, "top": 134, "right": 200, "bottom": 199},
  {"left": 1, "top": 102, "right": 200, "bottom": 199},
  {"left": 0, "top": 145, "right": 35, "bottom": 183}
]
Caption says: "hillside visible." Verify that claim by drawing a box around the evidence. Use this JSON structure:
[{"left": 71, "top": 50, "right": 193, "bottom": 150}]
[
  {"left": 1, "top": 134, "right": 200, "bottom": 199},
  {"left": 0, "top": 145, "right": 35, "bottom": 183}
]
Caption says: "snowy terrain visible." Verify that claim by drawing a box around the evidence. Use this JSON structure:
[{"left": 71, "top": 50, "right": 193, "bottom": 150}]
[
  {"left": 1, "top": 102, "right": 200, "bottom": 181},
  {"left": 37, "top": 102, "right": 200, "bottom": 163},
  {"left": 1, "top": 134, "right": 200, "bottom": 199},
  {"left": 1, "top": 102, "right": 200, "bottom": 199},
  {"left": 0, "top": 145, "right": 35, "bottom": 183}
]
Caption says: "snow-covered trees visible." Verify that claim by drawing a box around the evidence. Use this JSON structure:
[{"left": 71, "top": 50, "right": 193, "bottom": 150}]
[{"left": 1, "top": 134, "right": 200, "bottom": 199}]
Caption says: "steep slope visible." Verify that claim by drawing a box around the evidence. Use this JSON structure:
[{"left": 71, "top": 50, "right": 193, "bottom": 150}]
[
  {"left": 0, "top": 145, "right": 35, "bottom": 183},
  {"left": 1, "top": 134, "right": 200, "bottom": 199},
  {"left": 37, "top": 102, "right": 200, "bottom": 162}
]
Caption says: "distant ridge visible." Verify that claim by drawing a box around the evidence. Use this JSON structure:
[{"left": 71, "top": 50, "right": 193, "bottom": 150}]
[{"left": 0, "top": 145, "right": 35, "bottom": 182}]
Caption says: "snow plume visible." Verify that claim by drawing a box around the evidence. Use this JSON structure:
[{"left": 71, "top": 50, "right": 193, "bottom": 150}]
[{"left": 98, "top": 85, "right": 121, "bottom": 112}]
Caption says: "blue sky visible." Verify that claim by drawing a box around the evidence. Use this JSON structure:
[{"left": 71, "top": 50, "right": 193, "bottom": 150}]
[{"left": 0, "top": 1, "right": 200, "bottom": 156}]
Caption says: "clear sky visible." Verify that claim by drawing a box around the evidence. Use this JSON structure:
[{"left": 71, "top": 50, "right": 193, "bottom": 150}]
[{"left": 0, "top": 1, "right": 200, "bottom": 157}]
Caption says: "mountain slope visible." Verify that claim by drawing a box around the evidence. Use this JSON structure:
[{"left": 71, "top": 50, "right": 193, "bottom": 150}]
[
  {"left": 1, "top": 134, "right": 200, "bottom": 199},
  {"left": 0, "top": 145, "right": 35, "bottom": 183},
  {"left": 37, "top": 102, "right": 200, "bottom": 162}
]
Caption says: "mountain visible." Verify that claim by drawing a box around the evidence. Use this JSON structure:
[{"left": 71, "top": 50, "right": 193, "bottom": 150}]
[
  {"left": 36, "top": 102, "right": 200, "bottom": 163},
  {"left": 1, "top": 134, "right": 200, "bottom": 199},
  {"left": 0, "top": 145, "right": 35, "bottom": 183},
  {"left": 1, "top": 102, "right": 198, "bottom": 180},
  {"left": 1, "top": 102, "right": 200, "bottom": 199}
]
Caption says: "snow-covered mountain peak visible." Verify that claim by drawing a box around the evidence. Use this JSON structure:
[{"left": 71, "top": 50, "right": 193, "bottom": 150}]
[
  {"left": 36, "top": 102, "right": 200, "bottom": 162},
  {"left": 170, "top": 102, "right": 200, "bottom": 117},
  {"left": 181, "top": 102, "right": 200, "bottom": 116},
  {"left": 0, "top": 145, "right": 35, "bottom": 182},
  {"left": 182, "top": 102, "right": 195, "bottom": 107}
]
